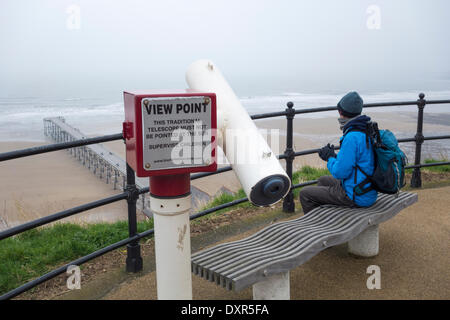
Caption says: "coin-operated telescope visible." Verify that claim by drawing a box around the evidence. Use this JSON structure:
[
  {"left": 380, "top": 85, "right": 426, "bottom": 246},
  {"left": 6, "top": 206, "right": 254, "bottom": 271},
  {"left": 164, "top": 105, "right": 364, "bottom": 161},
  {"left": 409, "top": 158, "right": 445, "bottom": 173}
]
[
  {"left": 186, "top": 59, "right": 291, "bottom": 207},
  {"left": 122, "top": 60, "right": 291, "bottom": 300}
]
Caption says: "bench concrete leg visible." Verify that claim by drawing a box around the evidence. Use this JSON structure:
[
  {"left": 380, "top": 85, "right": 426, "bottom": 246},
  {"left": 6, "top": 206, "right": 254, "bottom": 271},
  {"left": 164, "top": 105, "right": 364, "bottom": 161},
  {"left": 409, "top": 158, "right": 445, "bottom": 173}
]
[
  {"left": 348, "top": 224, "right": 379, "bottom": 257},
  {"left": 252, "top": 271, "right": 290, "bottom": 300}
]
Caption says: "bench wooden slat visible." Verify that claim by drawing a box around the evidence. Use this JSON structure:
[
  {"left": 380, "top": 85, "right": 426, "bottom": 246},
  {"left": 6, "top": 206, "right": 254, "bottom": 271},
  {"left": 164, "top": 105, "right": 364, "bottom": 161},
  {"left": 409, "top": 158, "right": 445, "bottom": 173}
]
[
  {"left": 199, "top": 207, "right": 366, "bottom": 271},
  {"left": 194, "top": 193, "right": 403, "bottom": 270},
  {"left": 191, "top": 192, "right": 418, "bottom": 292},
  {"left": 192, "top": 205, "right": 348, "bottom": 266}
]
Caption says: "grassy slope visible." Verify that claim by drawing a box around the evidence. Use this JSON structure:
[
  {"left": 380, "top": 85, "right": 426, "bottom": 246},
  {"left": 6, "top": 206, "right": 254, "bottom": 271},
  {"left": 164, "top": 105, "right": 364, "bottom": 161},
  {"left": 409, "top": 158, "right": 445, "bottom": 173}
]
[
  {"left": 407, "top": 158, "right": 450, "bottom": 173},
  {"left": 0, "top": 220, "right": 153, "bottom": 295}
]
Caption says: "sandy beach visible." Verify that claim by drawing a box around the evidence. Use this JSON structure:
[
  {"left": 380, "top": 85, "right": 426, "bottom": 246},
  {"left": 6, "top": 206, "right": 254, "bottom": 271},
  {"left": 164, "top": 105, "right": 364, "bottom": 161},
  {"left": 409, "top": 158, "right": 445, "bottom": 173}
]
[
  {"left": 1, "top": 111, "right": 449, "bottom": 230},
  {"left": 0, "top": 142, "right": 129, "bottom": 231}
]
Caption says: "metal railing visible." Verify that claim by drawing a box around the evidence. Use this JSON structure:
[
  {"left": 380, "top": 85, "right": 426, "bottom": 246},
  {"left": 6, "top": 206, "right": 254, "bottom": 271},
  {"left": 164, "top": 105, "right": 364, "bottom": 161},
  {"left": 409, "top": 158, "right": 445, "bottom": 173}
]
[{"left": 0, "top": 93, "right": 449, "bottom": 300}]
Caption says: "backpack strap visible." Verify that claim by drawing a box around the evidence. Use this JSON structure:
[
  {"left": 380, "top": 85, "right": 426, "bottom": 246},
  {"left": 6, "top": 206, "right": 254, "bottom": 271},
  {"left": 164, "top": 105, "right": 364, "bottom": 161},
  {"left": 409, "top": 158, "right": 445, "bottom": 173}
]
[
  {"left": 351, "top": 165, "right": 374, "bottom": 201},
  {"left": 341, "top": 123, "right": 373, "bottom": 149},
  {"left": 353, "top": 164, "right": 374, "bottom": 197}
]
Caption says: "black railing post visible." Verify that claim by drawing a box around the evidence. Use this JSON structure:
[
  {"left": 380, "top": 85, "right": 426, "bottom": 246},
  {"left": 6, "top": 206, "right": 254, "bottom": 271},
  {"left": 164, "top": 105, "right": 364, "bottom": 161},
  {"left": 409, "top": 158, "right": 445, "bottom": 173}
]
[
  {"left": 125, "top": 163, "right": 143, "bottom": 272},
  {"left": 283, "top": 101, "right": 296, "bottom": 213},
  {"left": 411, "top": 93, "right": 426, "bottom": 188}
]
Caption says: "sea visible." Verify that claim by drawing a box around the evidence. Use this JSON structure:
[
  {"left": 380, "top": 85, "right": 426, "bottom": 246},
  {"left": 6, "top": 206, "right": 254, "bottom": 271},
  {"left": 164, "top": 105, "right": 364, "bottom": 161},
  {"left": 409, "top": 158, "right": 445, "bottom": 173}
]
[{"left": 0, "top": 90, "right": 449, "bottom": 158}]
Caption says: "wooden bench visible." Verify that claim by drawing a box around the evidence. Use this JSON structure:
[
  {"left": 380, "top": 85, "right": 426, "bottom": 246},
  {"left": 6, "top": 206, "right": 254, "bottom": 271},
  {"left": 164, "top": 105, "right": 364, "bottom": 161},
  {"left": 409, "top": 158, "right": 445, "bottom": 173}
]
[{"left": 191, "top": 191, "right": 418, "bottom": 299}]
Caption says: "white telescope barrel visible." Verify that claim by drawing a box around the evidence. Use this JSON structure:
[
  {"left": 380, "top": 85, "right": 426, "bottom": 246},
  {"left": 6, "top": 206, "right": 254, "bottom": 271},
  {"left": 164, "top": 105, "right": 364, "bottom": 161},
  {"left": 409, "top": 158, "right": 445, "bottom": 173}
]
[{"left": 186, "top": 60, "right": 290, "bottom": 206}]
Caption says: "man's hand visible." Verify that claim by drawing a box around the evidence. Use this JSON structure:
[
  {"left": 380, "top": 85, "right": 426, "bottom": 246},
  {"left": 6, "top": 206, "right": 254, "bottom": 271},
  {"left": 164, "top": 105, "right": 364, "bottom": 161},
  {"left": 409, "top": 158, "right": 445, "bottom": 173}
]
[{"left": 318, "top": 143, "right": 337, "bottom": 161}]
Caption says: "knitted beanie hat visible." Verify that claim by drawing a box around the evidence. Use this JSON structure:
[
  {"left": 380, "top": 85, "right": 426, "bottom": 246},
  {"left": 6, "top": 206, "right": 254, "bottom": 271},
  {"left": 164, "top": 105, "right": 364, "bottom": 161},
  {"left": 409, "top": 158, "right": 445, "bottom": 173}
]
[{"left": 337, "top": 91, "right": 363, "bottom": 117}]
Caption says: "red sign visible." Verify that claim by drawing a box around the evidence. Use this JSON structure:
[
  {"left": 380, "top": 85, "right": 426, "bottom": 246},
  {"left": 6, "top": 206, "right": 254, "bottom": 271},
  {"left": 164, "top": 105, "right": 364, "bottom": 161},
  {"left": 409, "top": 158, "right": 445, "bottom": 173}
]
[{"left": 123, "top": 90, "right": 217, "bottom": 177}]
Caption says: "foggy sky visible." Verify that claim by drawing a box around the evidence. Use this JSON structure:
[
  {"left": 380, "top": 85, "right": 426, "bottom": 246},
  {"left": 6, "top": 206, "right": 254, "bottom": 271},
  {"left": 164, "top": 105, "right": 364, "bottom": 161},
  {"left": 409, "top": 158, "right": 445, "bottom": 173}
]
[{"left": 1, "top": 0, "right": 449, "bottom": 99}]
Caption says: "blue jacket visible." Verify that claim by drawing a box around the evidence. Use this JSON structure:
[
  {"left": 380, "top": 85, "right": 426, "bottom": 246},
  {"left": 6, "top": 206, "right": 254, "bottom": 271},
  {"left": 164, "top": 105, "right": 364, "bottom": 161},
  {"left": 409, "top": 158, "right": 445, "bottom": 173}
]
[{"left": 327, "top": 115, "right": 378, "bottom": 207}]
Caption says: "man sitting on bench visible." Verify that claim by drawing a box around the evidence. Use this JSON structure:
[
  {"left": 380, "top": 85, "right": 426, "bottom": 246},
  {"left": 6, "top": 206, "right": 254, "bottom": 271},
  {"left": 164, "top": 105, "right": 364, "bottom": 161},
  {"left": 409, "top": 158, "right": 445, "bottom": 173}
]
[{"left": 299, "top": 91, "right": 378, "bottom": 214}]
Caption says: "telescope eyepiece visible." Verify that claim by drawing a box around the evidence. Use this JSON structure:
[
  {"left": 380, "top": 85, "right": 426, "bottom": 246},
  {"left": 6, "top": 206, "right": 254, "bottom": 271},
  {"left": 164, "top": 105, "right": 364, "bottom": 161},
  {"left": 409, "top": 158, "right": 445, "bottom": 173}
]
[
  {"left": 262, "top": 177, "right": 285, "bottom": 199},
  {"left": 250, "top": 174, "right": 290, "bottom": 206}
]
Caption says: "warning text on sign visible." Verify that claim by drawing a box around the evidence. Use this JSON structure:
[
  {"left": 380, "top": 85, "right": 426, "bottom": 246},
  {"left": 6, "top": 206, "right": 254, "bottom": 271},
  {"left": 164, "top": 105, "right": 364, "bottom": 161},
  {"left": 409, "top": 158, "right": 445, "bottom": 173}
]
[{"left": 141, "top": 97, "right": 213, "bottom": 171}]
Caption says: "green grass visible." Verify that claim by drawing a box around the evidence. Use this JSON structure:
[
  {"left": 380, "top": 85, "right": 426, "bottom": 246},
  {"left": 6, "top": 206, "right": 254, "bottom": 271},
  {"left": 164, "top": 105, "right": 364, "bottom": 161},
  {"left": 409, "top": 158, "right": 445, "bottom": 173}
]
[
  {"left": 292, "top": 166, "right": 330, "bottom": 183},
  {"left": 291, "top": 165, "right": 330, "bottom": 198},
  {"left": 197, "top": 165, "right": 329, "bottom": 218},
  {"left": 0, "top": 219, "right": 153, "bottom": 296},
  {"left": 195, "top": 188, "right": 252, "bottom": 220},
  {"left": 201, "top": 188, "right": 247, "bottom": 209},
  {"left": 422, "top": 158, "right": 450, "bottom": 172},
  {"left": 406, "top": 158, "right": 450, "bottom": 173}
]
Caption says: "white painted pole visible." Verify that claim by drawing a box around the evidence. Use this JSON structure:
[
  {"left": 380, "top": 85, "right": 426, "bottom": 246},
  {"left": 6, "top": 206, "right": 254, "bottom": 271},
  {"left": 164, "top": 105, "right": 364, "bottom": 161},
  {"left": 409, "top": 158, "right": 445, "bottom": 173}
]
[
  {"left": 186, "top": 60, "right": 291, "bottom": 207},
  {"left": 151, "top": 195, "right": 192, "bottom": 300}
]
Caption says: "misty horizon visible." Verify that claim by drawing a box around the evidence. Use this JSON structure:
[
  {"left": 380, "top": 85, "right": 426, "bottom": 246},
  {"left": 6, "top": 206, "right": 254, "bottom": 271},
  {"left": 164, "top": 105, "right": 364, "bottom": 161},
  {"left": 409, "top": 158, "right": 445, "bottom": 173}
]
[{"left": 1, "top": 0, "right": 450, "bottom": 100}]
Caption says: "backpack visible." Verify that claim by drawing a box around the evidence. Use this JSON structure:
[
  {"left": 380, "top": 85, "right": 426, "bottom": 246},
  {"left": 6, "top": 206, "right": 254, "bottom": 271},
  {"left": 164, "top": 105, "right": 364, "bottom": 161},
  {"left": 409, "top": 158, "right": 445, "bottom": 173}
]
[{"left": 346, "top": 122, "right": 407, "bottom": 196}]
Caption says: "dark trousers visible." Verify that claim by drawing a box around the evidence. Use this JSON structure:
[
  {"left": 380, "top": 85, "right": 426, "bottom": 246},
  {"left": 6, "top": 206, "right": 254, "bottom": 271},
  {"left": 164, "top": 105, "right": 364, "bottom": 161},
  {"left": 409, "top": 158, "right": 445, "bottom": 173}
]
[{"left": 299, "top": 176, "right": 355, "bottom": 214}]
